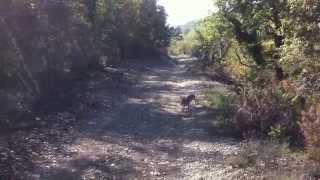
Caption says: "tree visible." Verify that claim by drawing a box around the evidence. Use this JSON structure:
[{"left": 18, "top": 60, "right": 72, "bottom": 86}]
[{"left": 0, "top": 0, "right": 171, "bottom": 123}]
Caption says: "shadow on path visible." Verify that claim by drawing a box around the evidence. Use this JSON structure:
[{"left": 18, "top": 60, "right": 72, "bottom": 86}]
[{"left": 1, "top": 57, "right": 240, "bottom": 179}]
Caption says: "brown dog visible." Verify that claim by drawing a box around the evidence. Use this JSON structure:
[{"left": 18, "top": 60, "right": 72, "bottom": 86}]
[{"left": 180, "top": 94, "right": 198, "bottom": 111}]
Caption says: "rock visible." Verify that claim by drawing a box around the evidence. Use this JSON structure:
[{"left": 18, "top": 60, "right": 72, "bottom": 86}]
[
  {"left": 150, "top": 170, "right": 161, "bottom": 176},
  {"left": 158, "top": 161, "right": 170, "bottom": 165},
  {"left": 31, "top": 174, "right": 40, "bottom": 180}
]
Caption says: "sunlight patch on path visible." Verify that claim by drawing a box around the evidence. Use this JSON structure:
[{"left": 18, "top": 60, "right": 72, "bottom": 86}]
[{"left": 34, "top": 57, "right": 241, "bottom": 179}]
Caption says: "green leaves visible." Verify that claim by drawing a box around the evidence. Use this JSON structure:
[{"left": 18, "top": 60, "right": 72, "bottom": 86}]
[{"left": 100, "top": 0, "right": 170, "bottom": 57}]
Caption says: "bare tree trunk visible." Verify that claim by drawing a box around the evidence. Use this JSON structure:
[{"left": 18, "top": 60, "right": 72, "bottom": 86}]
[{"left": 0, "top": 16, "right": 40, "bottom": 96}]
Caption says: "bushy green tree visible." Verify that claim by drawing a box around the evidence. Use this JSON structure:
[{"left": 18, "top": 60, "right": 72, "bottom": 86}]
[
  {"left": 0, "top": 0, "right": 171, "bottom": 121},
  {"left": 182, "top": 0, "right": 320, "bottom": 146}
]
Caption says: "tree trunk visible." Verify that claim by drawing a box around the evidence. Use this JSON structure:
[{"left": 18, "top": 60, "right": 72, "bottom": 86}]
[{"left": 0, "top": 16, "right": 40, "bottom": 96}]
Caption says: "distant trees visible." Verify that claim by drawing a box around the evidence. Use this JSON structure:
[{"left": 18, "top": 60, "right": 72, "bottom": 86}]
[
  {"left": 0, "top": 0, "right": 170, "bottom": 122},
  {"left": 98, "top": 0, "right": 170, "bottom": 59}
]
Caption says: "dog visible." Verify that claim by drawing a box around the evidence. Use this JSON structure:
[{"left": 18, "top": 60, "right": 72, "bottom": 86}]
[{"left": 180, "top": 94, "right": 198, "bottom": 111}]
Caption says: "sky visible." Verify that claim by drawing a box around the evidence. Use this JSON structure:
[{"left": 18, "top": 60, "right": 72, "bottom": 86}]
[{"left": 158, "top": 0, "right": 217, "bottom": 27}]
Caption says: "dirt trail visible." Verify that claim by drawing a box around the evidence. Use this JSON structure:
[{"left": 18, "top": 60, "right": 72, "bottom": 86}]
[{"left": 1, "top": 57, "right": 240, "bottom": 179}]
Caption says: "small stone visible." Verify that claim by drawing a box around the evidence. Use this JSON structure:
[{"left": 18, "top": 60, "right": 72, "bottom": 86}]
[
  {"left": 31, "top": 152, "right": 39, "bottom": 157},
  {"left": 150, "top": 171, "right": 161, "bottom": 176},
  {"left": 158, "top": 161, "right": 169, "bottom": 165},
  {"left": 31, "top": 174, "right": 40, "bottom": 180}
]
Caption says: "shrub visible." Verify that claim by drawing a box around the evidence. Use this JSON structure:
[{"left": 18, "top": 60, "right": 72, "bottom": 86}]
[
  {"left": 268, "top": 124, "right": 286, "bottom": 142},
  {"left": 299, "top": 104, "right": 320, "bottom": 162},
  {"left": 233, "top": 87, "right": 299, "bottom": 141},
  {"left": 205, "top": 90, "right": 235, "bottom": 110}
]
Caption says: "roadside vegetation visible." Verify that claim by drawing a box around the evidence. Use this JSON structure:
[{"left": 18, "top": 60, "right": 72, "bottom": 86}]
[
  {"left": 170, "top": 0, "right": 320, "bottom": 177},
  {"left": 0, "top": 0, "right": 172, "bottom": 129},
  {"left": 1, "top": 0, "right": 320, "bottom": 178}
]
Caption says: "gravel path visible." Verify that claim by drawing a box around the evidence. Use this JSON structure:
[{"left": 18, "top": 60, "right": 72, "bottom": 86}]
[{"left": 1, "top": 57, "right": 241, "bottom": 179}]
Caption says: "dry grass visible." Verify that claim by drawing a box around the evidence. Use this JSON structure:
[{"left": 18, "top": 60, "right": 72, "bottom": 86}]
[
  {"left": 300, "top": 103, "right": 320, "bottom": 162},
  {"left": 227, "top": 140, "right": 320, "bottom": 180},
  {"left": 227, "top": 141, "right": 289, "bottom": 169}
]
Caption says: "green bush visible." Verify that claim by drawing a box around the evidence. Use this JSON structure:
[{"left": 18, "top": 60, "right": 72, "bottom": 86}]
[
  {"left": 205, "top": 90, "right": 235, "bottom": 110},
  {"left": 233, "top": 87, "right": 300, "bottom": 141},
  {"left": 268, "top": 124, "right": 286, "bottom": 142}
]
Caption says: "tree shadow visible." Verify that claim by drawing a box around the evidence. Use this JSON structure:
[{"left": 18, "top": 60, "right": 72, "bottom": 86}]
[
  {"left": 0, "top": 57, "right": 237, "bottom": 179},
  {"left": 38, "top": 155, "right": 144, "bottom": 180}
]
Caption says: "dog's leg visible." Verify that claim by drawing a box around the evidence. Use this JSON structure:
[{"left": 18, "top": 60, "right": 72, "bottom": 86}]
[
  {"left": 187, "top": 104, "right": 193, "bottom": 115},
  {"left": 181, "top": 105, "right": 186, "bottom": 112},
  {"left": 195, "top": 98, "right": 199, "bottom": 105}
]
